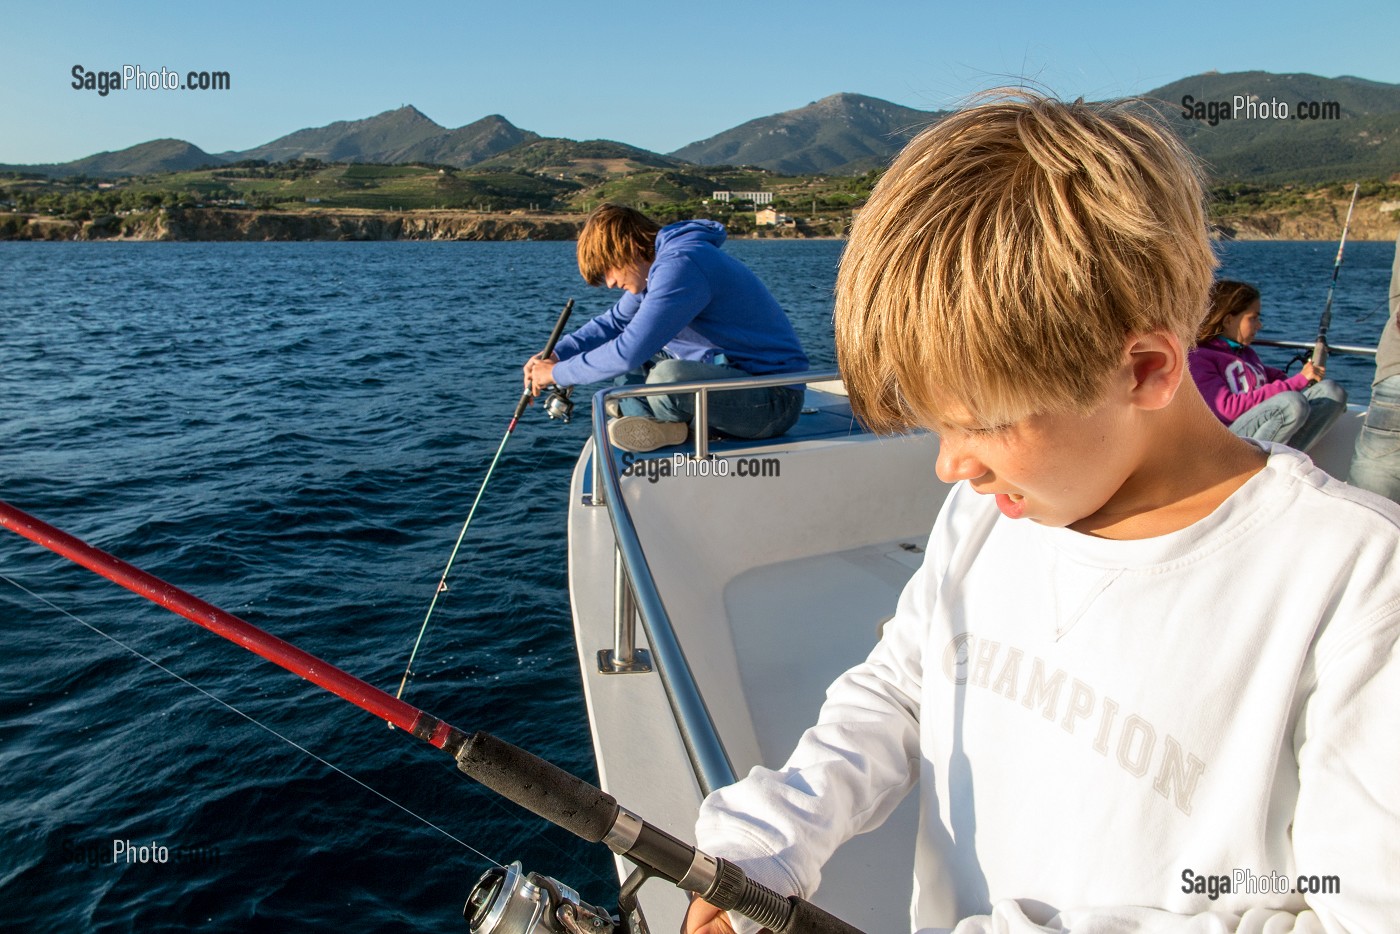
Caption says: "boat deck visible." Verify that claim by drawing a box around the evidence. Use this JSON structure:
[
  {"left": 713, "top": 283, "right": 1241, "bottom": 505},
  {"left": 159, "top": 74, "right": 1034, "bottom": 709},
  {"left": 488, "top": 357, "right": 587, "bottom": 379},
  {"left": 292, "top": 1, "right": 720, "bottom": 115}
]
[{"left": 569, "top": 389, "right": 946, "bottom": 931}]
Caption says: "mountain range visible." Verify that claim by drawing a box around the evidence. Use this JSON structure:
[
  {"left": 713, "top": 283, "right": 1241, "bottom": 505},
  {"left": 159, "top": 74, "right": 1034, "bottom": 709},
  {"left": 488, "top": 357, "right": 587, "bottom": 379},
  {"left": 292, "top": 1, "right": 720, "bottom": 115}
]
[
  {"left": 671, "top": 92, "right": 946, "bottom": 175},
  {"left": 5, "top": 72, "right": 1399, "bottom": 185}
]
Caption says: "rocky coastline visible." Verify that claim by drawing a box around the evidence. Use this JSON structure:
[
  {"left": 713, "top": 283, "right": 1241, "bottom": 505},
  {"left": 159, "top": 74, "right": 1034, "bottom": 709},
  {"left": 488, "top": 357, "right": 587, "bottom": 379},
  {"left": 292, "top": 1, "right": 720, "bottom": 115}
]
[
  {"left": 0, "top": 208, "right": 584, "bottom": 242},
  {"left": 2, "top": 201, "right": 1397, "bottom": 243}
]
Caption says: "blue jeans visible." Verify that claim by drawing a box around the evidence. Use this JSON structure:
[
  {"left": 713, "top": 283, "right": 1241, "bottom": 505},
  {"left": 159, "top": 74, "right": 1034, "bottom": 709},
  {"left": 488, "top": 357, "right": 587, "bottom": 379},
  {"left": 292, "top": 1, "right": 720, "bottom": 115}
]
[
  {"left": 1228, "top": 379, "right": 1347, "bottom": 452},
  {"left": 614, "top": 358, "right": 803, "bottom": 440},
  {"left": 1348, "top": 376, "right": 1400, "bottom": 503}
]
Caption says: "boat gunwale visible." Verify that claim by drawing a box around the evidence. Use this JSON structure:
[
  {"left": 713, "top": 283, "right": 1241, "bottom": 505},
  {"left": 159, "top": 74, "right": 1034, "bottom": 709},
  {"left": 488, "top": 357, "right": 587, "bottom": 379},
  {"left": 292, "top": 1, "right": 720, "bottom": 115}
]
[{"left": 585, "top": 368, "right": 842, "bottom": 796}]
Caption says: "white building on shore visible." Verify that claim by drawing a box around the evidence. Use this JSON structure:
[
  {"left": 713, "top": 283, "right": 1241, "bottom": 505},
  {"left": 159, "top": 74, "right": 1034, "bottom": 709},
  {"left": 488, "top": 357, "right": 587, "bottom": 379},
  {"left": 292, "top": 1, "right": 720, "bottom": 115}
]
[{"left": 712, "top": 190, "right": 773, "bottom": 205}]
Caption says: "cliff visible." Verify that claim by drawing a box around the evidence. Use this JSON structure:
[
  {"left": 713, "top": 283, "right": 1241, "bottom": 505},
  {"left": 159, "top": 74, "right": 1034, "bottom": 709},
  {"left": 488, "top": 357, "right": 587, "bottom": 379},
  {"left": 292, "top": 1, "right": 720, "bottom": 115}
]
[
  {"left": 2, "top": 198, "right": 1396, "bottom": 243},
  {"left": 1211, "top": 186, "right": 1399, "bottom": 241},
  {"left": 0, "top": 208, "right": 583, "bottom": 242}
]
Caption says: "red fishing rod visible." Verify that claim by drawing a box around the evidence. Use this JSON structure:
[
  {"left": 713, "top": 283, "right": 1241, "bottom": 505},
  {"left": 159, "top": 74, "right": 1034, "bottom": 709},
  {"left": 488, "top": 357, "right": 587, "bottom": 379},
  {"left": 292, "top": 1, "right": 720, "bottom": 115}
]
[{"left": 0, "top": 498, "right": 862, "bottom": 934}]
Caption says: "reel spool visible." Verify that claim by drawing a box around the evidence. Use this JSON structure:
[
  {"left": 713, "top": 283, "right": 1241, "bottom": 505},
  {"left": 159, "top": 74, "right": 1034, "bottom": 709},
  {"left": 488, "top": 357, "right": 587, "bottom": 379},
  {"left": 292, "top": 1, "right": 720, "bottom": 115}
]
[
  {"left": 542, "top": 386, "right": 575, "bottom": 423},
  {"left": 466, "top": 862, "right": 613, "bottom": 934}
]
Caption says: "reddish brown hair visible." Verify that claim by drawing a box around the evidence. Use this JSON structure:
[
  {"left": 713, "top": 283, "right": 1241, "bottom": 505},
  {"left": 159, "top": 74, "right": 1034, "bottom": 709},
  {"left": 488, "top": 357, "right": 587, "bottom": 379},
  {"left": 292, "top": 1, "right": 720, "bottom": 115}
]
[{"left": 577, "top": 204, "right": 661, "bottom": 286}]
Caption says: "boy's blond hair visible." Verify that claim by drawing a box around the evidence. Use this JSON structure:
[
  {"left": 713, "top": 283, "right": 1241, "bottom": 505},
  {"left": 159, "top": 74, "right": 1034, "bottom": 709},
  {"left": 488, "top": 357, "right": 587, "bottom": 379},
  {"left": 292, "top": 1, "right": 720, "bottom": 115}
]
[
  {"left": 835, "top": 92, "right": 1216, "bottom": 433},
  {"left": 576, "top": 203, "right": 662, "bottom": 287}
]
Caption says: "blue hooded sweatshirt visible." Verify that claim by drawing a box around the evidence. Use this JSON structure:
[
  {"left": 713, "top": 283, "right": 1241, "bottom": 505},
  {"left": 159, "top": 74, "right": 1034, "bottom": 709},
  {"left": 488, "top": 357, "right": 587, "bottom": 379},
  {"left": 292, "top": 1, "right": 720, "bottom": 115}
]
[{"left": 551, "top": 220, "right": 809, "bottom": 386}]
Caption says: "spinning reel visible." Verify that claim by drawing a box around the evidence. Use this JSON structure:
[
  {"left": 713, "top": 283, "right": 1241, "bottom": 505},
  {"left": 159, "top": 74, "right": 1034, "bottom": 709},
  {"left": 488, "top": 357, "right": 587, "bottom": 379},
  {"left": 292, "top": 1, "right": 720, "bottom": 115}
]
[
  {"left": 541, "top": 385, "right": 575, "bottom": 423},
  {"left": 465, "top": 862, "right": 621, "bottom": 934}
]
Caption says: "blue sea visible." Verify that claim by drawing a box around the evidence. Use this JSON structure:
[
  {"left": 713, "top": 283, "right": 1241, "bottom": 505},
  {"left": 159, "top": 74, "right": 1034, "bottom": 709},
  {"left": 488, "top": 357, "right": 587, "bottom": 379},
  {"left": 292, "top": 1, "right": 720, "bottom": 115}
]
[{"left": 0, "top": 238, "right": 1393, "bottom": 932}]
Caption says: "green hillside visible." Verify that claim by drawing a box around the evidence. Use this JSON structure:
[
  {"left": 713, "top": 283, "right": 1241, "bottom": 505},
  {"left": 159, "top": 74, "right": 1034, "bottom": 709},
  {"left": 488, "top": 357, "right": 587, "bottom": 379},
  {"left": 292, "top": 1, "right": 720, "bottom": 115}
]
[
  {"left": 232, "top": 106, "right": 448, "bottom": 163},
  {"left": 0, "top": 138, "right": 223, "bottom": 179},
  {"left": 1144, "top": 72, "right": 1400, "bottom": 184},
  {"left": 0, "top": 160, "right": 580, "bottom": 216},
  {"left": 672, "top": 92, "right": 944, "bottom": 175}
]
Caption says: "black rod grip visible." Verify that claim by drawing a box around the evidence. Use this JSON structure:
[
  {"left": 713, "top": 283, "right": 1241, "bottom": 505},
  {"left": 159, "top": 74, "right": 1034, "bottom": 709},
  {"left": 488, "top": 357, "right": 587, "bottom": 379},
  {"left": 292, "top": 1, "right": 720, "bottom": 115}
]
[
  {"left": 776, "top": 895, "right": 867, "bottom": 934},
  {"left": 512, "top": 390, "right": 534, "bottom": 422},
  {"left": 455, "top": 731, "right": 619, "bottom": 843},
  {"left": 624, "top": 822, "right": 699, "bottom": 884},
  {"left": 706, "top": 858, "right": 866, "bottom": 934},
  {"left": 539, "top": 298, "right": 575, "bottom": 360},
  {"left": 515, "top": 298, "right": 576, "bottom": 421}
]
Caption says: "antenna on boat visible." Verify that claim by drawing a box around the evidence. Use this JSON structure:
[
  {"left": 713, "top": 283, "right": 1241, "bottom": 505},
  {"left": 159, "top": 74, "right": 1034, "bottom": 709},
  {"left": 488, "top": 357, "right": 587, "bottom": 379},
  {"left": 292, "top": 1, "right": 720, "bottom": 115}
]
[
  {"left": 0, "top": 498, "right": 867, "bottom": 934},
  {"left": 1312, "top": 183, "right": 1361, "bottom": 369},
  {"left": 393, "top": 298, "right": 576, "bottom": 708}
]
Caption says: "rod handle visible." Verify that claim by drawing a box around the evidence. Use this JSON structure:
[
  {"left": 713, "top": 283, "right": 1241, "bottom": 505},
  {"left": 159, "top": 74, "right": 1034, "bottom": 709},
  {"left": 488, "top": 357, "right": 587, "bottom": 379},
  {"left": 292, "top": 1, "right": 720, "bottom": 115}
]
[
  {"left": 778, "top": 895, "right": 867, "bottom": 934},
  {"left": 1311, "top": 338, "right": 1329, "bottom": 369},
  {"left": 539, "top": 297, "right": 576, "bottom": 360},
  {"left": 705, "top": 859, "right": 865, "bottom": 934},
  {"left": 456, "top": 731, "right": 619, "bottom": 843},
  {"left": 515, "top": 298, "right": 577, "bottom": 421}
]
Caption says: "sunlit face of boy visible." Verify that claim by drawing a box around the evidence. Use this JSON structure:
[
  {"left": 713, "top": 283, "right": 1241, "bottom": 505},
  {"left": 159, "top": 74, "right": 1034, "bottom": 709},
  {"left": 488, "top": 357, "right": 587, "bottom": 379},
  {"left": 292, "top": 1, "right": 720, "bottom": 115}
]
[
  {"left": 931, "top": 395, "right": 1143, "bottom": 533},
  {"left": 604, "top": 260, "right": 650, "bottom": 295}
]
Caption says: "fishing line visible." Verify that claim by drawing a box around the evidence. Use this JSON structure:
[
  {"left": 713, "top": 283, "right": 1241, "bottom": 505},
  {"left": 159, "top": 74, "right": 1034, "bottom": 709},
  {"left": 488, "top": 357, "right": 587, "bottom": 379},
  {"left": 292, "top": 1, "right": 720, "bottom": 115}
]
[
  {"left": 0, "top": 568, "right": 499, "bottom": 868},
  {"left": 395, "top": 298, "right": 574, "bottom": 704},
  {"left": 1352, "top": 288, "right": 1400, "bottom": 325},
  {"left": 2, "top": 565, "right": 618, "bottom": 892},
  {"left": 405, "top": 441, "right": 572, "bottom": 677},
  {"left": 396, "top": 430, "right": 516, "bottom": 698}
]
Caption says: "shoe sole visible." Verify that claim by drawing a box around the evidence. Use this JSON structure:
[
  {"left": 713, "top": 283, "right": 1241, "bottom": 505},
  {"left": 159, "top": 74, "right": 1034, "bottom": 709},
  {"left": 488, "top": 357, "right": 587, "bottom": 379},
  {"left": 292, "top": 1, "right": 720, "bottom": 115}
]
[{"left": 608, "top": 417, "right": 689, "bottom": 453}]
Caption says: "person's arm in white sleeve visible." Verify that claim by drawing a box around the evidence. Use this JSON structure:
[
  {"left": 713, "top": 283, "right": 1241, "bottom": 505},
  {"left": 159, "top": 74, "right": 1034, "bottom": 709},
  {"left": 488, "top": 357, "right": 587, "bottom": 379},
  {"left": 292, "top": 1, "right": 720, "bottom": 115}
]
[{"left": 693, "top": 558, "right": 932, "bottom": 932}]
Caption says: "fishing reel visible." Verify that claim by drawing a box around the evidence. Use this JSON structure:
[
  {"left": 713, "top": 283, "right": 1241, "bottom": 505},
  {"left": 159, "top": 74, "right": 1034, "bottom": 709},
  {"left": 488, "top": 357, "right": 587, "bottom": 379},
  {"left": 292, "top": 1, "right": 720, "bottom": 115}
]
[
  {"left": 466, "top": 862, "right": 614, "bottom": 934},
  {"left": 542, "top": 385, "right": 575, "bottom": 423}
]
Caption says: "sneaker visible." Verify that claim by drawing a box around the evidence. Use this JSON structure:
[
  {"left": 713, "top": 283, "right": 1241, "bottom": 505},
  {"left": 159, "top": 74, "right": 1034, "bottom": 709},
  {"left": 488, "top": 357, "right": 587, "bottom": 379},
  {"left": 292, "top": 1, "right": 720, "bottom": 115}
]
[
  {"left": 608, "top": 416, "right": 689, "bottom": 453},
  {"left": 604, "top": 398, "right": 622, "bottom": 418}
]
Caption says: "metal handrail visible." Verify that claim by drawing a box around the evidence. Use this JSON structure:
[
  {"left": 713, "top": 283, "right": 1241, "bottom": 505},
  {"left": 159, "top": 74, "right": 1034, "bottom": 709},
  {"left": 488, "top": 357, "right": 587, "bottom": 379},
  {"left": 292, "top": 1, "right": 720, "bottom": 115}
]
[
  {"left": 588, "top": 368, "right": 840, "bottom": 795},
  {"left": 1253, "top": 338, "right": 1377, "bottom": 358}
]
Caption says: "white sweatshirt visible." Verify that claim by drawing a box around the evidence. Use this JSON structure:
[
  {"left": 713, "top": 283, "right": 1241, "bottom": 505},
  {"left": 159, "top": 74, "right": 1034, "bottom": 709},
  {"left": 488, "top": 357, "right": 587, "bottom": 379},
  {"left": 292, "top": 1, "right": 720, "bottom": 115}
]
[{"left": 697, "top": 447, "right": 1400, "bottom": 932}]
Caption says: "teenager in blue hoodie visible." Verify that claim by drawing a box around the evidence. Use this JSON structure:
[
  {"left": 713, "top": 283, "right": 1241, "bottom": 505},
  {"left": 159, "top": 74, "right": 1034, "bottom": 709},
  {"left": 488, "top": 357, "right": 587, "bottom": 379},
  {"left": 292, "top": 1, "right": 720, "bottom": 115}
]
[{"left": 524, "top": 204, "right": 809, "bottom": 452}]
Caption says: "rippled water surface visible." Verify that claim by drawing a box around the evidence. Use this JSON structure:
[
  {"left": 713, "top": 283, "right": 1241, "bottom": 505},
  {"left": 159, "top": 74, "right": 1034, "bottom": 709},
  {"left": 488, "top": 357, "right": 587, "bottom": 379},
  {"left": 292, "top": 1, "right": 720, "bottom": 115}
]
[{"left": 0, "top": 239, "right": 1391, "bottom": 931}]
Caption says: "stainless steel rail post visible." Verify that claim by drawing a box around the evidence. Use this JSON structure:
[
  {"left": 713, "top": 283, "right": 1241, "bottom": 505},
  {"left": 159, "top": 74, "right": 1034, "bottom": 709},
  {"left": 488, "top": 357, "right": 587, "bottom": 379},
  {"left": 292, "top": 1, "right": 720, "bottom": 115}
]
[
  {"left": 694, "top": 386, "right": 710, "bottom": 460},
  {"left": 599, "top": 546, "right": 651, "bottom": 674}
]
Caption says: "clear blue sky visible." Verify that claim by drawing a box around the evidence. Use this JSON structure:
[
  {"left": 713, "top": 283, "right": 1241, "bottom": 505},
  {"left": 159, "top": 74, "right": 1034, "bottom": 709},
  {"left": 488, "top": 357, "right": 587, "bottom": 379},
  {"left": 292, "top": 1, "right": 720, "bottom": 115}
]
[{"left": 3, "top": 0, "right": 1398, "bottom": 164}]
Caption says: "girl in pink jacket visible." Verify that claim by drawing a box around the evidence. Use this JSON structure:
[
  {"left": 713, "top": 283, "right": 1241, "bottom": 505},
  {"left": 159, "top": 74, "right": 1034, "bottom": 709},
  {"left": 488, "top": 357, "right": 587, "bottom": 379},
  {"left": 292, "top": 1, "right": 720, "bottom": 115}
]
[{"left": 1189, "top": 280, "right": 1346, "bottom": 452}]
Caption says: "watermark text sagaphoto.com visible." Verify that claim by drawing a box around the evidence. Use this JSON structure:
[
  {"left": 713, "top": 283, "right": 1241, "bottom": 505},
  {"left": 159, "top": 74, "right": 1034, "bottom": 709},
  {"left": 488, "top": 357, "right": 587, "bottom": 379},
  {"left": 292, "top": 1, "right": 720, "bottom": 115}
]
[
  {"left": 72, "top": 65, "right": 231, "bottom": 96},
  {"left": 620, "top": 452, "right": 781, "bottom": 484},
  {"left": 57, "top": 838, "right": 222, "bottom": 868},
  {"left": 1180, "top": 94, "right": 1340, "bottom": 126},
  {"left": 1180, "top": 868, "right": 1341, "bottom": 901}
]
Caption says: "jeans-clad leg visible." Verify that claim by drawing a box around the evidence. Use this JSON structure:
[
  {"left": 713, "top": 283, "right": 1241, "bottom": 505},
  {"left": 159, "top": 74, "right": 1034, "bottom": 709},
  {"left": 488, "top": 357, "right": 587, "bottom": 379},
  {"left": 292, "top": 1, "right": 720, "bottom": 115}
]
[
  {"left": 1229, "top": 392, "right": 1308, "bottom": 444},
  {"left": 1348, "top": 376, "right": 1400, "bottom": 503},
  {"left": 613, "top": 368, "right": 654, "bottom": 418},
  {"left": 1229, "top": 379, "right": 1347, "bottom": 452},
  {"left": 643, "top": 359, "right": 804, "bottom": 440},
  {"left": 1285, "top": 379, "right": 1348, "bottom": 453}
]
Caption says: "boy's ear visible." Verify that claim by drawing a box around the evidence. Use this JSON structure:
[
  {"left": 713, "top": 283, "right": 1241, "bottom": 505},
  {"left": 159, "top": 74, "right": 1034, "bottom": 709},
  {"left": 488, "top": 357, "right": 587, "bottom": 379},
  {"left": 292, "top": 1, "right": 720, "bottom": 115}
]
[{"left": 1124, "top": 330, "right": 1185, "bottom": 411}]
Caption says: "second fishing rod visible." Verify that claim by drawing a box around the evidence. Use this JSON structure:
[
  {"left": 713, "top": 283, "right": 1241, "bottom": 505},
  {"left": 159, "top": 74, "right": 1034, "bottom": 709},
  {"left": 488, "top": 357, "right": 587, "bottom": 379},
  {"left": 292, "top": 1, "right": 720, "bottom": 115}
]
[
  {"left": 396, "top": 298, "right": 577, "bottom": 703},
  {"left": 1311, "top": 183, "right": 1361, "bottom": 369},
  {"left": 0, "top": 498, "right": 865, "bottom": 934}
]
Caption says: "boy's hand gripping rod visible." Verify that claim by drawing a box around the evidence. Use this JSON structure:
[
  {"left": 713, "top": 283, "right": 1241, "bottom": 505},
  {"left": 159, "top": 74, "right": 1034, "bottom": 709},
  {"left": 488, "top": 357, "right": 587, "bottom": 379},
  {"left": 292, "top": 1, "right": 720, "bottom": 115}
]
[
  {"left": 0, "top": 499, "right": 864, "bottom": 934},
  {"left": 395, "top": 298, "right": 574, "bottom": 703},
  {"left": 1312, "top": 183, "right": 1360, "bottom": 369}
]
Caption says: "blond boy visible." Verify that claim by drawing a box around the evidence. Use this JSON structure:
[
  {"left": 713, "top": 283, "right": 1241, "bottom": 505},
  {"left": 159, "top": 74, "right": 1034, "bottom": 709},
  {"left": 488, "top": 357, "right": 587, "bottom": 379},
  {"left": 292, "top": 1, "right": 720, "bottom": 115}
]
[{"left": 686, "top": 94, "right": 1400, "bottom": 933}]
